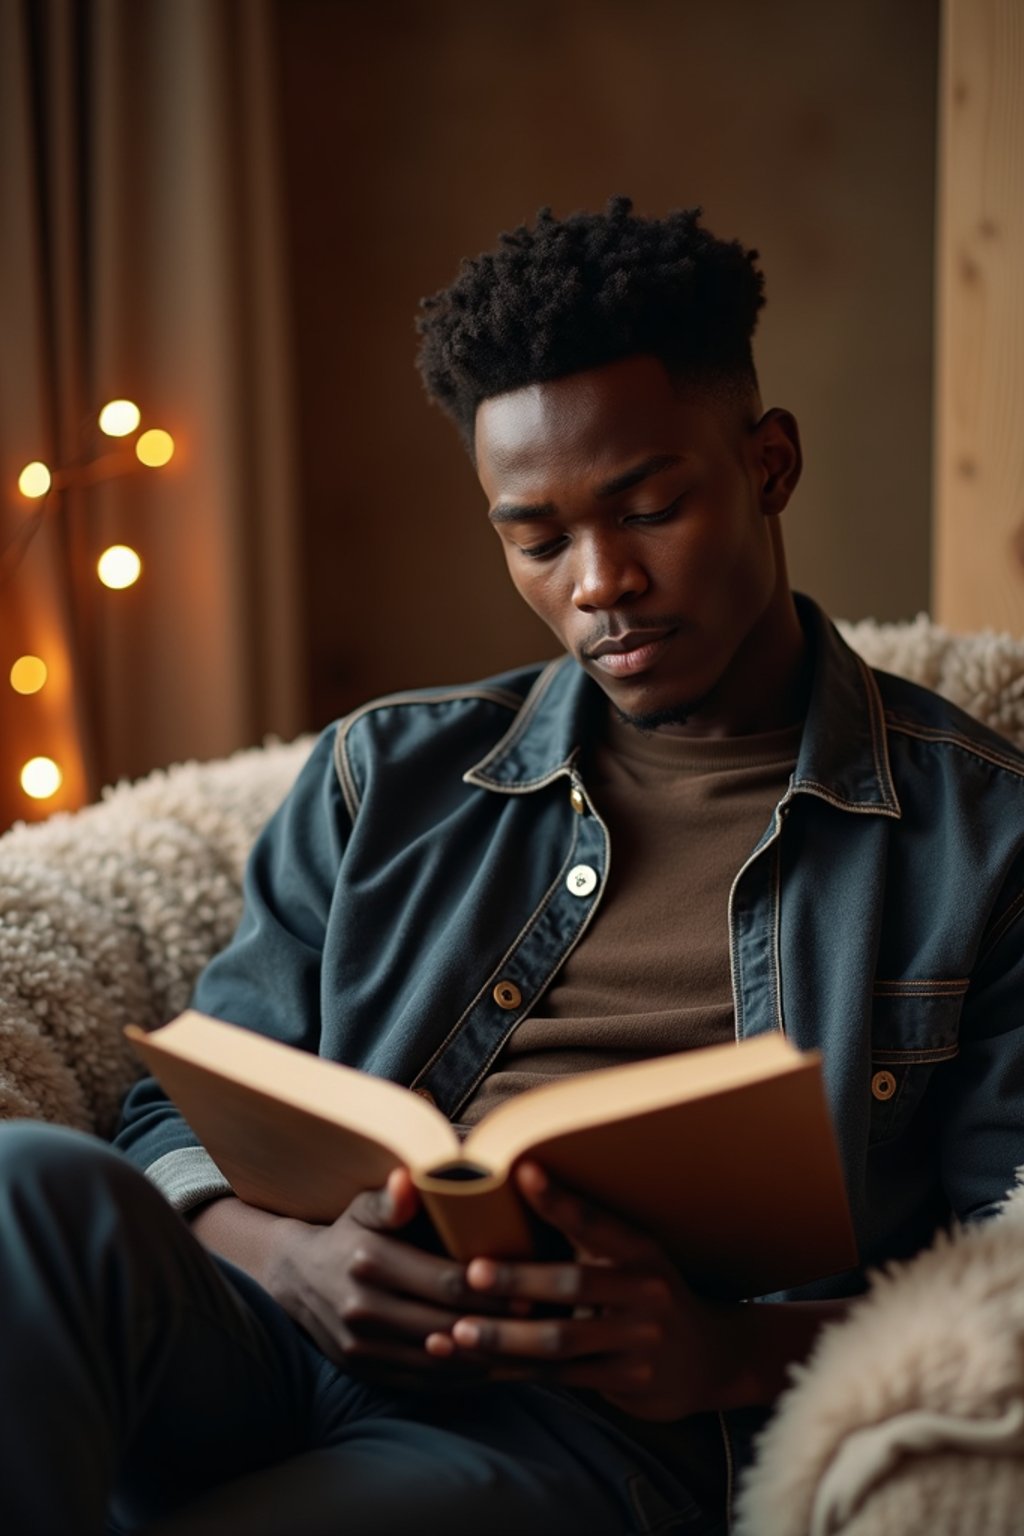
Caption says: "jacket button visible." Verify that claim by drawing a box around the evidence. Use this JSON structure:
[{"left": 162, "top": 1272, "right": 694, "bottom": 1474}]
[
  {"left": 413, "top": 1086, "right": 436, "bottom": 1106},
  {"left": 569, "top": 785, "right": 586, "bottom": 815},
  {"left": 493, "top": 980, "right": 522, "bottom": 1010},
  {"left": 871, "top": 1070, "right": 897, "bottom": 1101},
  {"left": 566, "top": 864, "right": 598, "bottom": 897}
]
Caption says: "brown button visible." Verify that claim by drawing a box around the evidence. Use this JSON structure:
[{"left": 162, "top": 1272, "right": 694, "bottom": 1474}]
[
  {"left": 569, "top": 785, "right": 586, "bottom": 815},
  {"left": 871, "top": 1070, "right": 897, "bottom": 1102},
  {"left": 493, "top": 980, "right": 523, "bottom": 1011},
  {"left": 413, "top": 1086, "right": 436, "bottom": 1106}
]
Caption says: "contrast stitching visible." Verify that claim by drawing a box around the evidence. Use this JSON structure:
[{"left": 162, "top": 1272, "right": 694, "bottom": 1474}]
[
  {"left": 885, "top": 717, "right": 1024, "bottom": 781},
  {"left": 451, "top": 803, "right": 614, "bottom": 1115},
  {"left": 334, "top": 722, "right": 361, "bottom": 822},
  {"left": 792, "top": 779, "right": 901, "bottom": 816},
  {"left": 464, "top": 760, "right": 577, "bottom": 795},
  {"left": 873, "top": 978, "right": 970, "bottom": 996},
  {"left": 978, "top": 887, "right": 1024, "bottom": 967},
  {"left": 857, "top": 655, "right": 900, "bottom": 810},
  {"left": 332, "top": 685, "right": 522, "bottom": 818},
  {"left": 771, "top": 835, "right": 784, "bottom": 1035},
  {"left": 464, "top": 657, "right": 568, "bottom": 783},
  {"left": 727, "top": 800, "right": 788, "bottom": 1040},
  {"left": 409, "top": 803, "right": 582, "bottom": 1088},
  {"left": 872, "top": 1047, "right": 959, "bottom": 1064}
]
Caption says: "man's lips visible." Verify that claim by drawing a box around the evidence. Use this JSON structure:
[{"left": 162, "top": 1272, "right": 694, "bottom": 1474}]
[{"left": 584, "top": 629, "right": 677, "bottom": 677}]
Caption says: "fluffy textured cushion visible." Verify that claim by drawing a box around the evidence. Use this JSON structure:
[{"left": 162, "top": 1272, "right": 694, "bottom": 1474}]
[
  {"left": 837, "top": 614, "right": 1024, "bottom": 748},
  {"left": 0, "top": 737, "right": 313, "bottom": 1133}
]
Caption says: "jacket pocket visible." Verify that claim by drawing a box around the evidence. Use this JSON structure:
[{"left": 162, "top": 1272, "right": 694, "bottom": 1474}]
[{"left": 868, "top": 980, "right": 965, "bottom": 1145}]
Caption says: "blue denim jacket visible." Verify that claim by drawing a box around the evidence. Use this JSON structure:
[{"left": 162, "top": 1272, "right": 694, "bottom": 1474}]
[{"left": 117, "top": 593, "right": 1024, "bottom": 1339}]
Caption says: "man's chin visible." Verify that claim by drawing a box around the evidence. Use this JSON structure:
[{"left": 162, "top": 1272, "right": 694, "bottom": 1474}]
[
  {"left": 583, "top": 656, "right": 709, "bottom": 733},
  {"left": 611, "top": 699, "right": 696, "bottom": 733}
]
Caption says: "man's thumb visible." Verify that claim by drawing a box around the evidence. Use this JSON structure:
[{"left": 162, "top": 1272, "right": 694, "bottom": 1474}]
[{"left": 352, "top": 1167, "right": 417, "bottom": 1229}]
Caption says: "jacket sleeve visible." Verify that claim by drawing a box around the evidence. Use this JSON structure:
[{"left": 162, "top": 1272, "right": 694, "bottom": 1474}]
[
  {"left": 114, "top": 724, "right": 351, "bottom": 1212},
  {"left": 937, "top": 864, "right": 1024, "bottom": 1225}
]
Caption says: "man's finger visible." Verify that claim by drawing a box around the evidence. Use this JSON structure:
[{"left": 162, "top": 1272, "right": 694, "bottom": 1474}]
[
  {"left": 343, "top": 1231, "right": 525, "bottom": 1314},
  {"left": 449, "top": 1312, "right": 661, "bottom": 1361},
  {"left": 334, "top": 1285, "right": 464, "bottom": 1343},
  {"left": 465, "top": 1255, "right": 670, "bottom": 1312}
]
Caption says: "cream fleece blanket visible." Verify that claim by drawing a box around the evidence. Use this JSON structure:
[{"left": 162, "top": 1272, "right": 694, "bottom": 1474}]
[{"left": 734, "top": 1177, "right": 1024, "bottom": 1536}]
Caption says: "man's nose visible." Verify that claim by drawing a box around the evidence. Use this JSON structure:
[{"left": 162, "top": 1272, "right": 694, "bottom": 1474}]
[{"left": 572, "top": 537, "right": 649, "bottom": 611}]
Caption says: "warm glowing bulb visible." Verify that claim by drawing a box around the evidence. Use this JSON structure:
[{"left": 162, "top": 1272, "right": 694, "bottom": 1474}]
[
  {"left": 20, "top": 756, "right": 62, "bottom": 800},
  {"left": 135, "top": 428, "right": 175, "bottom": 467},
  {"left": 98, "top": 399, "right": 141, "bottom": 437},
  {"left": 97, "top": 544, "right": 142, "bottom": 589},
  {"left": 18, "top": 461, "right": 51, "bottom": 498},
  {"left": 9, "top": 655, "right": 48, "bottom": 695}
]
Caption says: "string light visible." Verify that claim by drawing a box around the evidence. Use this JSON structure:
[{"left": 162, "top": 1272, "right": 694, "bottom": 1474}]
[
  {"left": 136, "top": 429, "right": 175, "bottom": 467},
  {"left": 10, "top": 397, "right": 175, "bottom": 818},
  {"left": 98, "top": 399, "right": 141, "bottom": 437},
  {"left": 20, "top": 756, "right": 62, "bottom": 800},
  {"left": 17, "top": 461, "right": 51, "bottom": 498},
  {"left": 9, "top": 656, "right": 48, "bottom": 695},
  {"left": 97, "top": 544, "right": 142, "bottom": 589}
]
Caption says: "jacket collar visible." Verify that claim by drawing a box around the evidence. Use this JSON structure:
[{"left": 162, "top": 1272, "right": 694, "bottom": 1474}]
[
  {"left": 791, "top": 594, "right": 900, "bottom": 816},
  {"left": 463, "top": 655, "right": 593, "bottom": 794},
  {"left": 465, "top": 593, "right": 901, "bottom": 818}
]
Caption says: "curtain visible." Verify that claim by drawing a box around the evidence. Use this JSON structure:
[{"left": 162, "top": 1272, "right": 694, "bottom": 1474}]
[{"left": 0, "top": 0, "right": 302, "bottom": 831}]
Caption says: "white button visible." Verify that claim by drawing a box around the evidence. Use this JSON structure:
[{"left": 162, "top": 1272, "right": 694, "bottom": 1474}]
[{"left": 566, "top": 864, "right": 598, "bottom": 897}]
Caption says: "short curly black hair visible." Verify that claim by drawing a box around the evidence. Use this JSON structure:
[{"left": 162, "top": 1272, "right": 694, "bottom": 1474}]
[{"left": 415, "top": 196, "right": 765, "bottom": 451}]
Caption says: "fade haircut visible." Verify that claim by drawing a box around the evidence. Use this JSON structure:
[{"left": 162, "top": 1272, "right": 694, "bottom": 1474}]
[{"left": 415, "top": 196, "right": 766, "bottom": 452}]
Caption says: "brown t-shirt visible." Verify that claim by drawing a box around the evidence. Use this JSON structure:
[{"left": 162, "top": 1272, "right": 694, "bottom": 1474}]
[{"left": 459, "top": 710, "right": 802, "bottom": 1125}]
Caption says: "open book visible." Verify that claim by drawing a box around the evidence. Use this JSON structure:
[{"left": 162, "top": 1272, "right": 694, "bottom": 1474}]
[{"left": 127, "top": 1011, "right": 858, "bottom": 1299}]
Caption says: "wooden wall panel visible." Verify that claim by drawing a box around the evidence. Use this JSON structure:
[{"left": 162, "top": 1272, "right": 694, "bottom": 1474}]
[{"left": 934, "top": 0, "right": 1024, "bottom": 633}]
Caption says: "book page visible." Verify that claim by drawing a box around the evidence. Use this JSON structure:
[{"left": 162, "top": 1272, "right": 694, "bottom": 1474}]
[
  {"left": 127, "top": 1013, "right": 461, "bottom": 1171},
  {"left": 463, "top": 1034, "right": 810, "bottom": 1172}
]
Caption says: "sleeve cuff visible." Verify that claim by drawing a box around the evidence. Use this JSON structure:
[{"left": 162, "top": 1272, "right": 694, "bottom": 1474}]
[{"left": 144, "top": 1146, "right": 233, "bottom": 1216}]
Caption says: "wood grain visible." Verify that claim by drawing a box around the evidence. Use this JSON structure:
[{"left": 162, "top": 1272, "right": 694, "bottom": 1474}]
[{"left": 934, "top": 0, "right": 1024, "bottom": 633}]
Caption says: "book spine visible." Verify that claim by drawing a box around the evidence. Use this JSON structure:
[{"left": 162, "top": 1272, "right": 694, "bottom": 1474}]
[{"left": 415, "top": 1176, "right": 536, "bottom": 1261}]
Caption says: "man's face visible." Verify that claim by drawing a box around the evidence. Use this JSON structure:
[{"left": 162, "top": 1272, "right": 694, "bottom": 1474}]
[{"left": 474, "top": 354, "right": 801, "bottom": 731}]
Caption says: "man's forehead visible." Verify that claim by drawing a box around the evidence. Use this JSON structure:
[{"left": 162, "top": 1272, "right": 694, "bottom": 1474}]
[
  {"left": 475, "top": 355, "right": 691, "bottom": 493},
  {"left": 475, "top": 353, "right": 724, "bottom": 497}
]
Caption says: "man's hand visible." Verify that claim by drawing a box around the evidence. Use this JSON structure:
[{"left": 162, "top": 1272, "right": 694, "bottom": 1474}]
[
  {"left": 425, "top": 1161, "right": 732, "bottom": 1420},
  {"left": 193, "top": 1170, "right": 515, "bottom": 1389}
]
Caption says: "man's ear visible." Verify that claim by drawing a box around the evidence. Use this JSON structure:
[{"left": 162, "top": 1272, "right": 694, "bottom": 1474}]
[{"left": 751, "top": 408, "right": 802, "bottom": 515}]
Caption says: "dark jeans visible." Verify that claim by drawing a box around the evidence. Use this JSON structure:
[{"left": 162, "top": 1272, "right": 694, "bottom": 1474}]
[{"left": 0, "top": 1122, "right": 727, "bottom": 1535}]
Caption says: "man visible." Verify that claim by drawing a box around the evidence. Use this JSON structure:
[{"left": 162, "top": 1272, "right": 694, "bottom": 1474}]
[{"left": 4, "top": 199, "right": 1024, "bottom": 1535}]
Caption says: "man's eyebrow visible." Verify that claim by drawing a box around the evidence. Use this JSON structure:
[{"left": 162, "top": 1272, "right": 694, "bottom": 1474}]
[
  {"left": 488, "top": 454, "right": 683, "bottom": 525},
  {"left": 488, "top": 451, "right": 684, "bottom": 525},
  {"left": 488, "top": 500, "right": 557, "bottom": 525},
  {"left": 594, "top": 453, "right": 683, "bottom": 498}
]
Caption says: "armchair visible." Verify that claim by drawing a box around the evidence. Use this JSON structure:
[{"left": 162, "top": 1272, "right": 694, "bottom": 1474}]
[{"left": 3, "top": 616, "right": 1024, "bottom": 1534}]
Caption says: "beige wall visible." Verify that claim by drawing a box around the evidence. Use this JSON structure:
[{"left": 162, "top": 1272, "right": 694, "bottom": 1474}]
[{"left": 276, "top": 0, "right": 939, "bottom": 723}]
